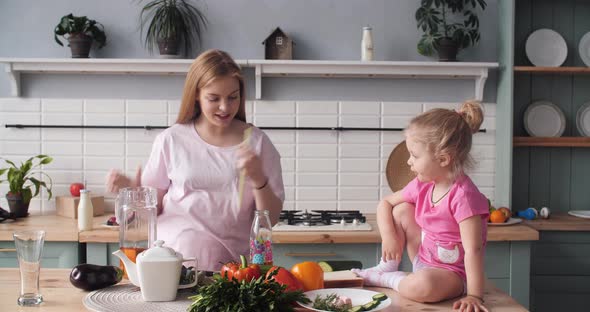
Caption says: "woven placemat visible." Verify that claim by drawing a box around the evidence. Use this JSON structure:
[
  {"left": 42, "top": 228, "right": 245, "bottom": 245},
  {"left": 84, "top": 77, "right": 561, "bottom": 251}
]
[
  {"left": 83, "top": 284, "right": 195, "bottom": 312},
  {"left": 385, "top": 140, "right": 415, "bottom": 192}
]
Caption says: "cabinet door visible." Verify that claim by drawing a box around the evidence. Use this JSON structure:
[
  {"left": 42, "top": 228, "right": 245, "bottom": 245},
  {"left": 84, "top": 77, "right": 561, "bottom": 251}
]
[
  {"left": 273, "top": 243, "right": 379, "bottom": 269},
  {"left": 0, "top": 241, "right": 79, "bottom": 268}
]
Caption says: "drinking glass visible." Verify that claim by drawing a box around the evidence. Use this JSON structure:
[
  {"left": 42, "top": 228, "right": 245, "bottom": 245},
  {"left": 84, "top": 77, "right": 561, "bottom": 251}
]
[{"left": 13, "top": 230, "right": 45, "bottom": 306}]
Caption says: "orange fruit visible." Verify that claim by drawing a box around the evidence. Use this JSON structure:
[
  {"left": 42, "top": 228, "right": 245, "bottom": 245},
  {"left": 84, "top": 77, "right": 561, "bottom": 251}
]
[
  {"left": 490, "top": 210, "right": 507, "bottom": 223},
  {"left": 498, "top": 207, "right": 511, "bottom": 219}
]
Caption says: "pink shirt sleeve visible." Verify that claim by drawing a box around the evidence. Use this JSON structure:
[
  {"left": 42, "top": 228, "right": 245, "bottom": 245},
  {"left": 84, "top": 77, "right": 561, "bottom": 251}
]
[
  {"left": 402, "top": 177, "right": 421, "bottom": 204},
  {"left": 141, "top": 132, "right": 171, "bottom": 191},
  {"left": 259, "top": 131, "right": 285, "bottom": 202},
  {"left": 451, "top": 189, "right": 489, "bottom": 223}
]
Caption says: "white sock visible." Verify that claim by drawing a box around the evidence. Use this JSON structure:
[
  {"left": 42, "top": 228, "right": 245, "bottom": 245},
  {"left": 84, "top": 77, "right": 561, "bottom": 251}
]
[
  {"left": 351, "top": 258, "right": 399, "bottom": 275},
  {"left": 351, "top": 269, "right": 407, "bottom": 290},
  {"left": 382, "top": 271, "right": 408, "bottom": 291}
]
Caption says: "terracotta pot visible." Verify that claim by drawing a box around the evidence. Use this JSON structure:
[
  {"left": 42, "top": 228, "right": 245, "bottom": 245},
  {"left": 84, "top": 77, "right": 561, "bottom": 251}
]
[
  {"left": 6, "top": 193, "right": 30, "bottom": 218},
  {"left": 437, "top": 37, "right": 459, "bottom": 62},
  {"left": 68, "top": 33, "right": 92, "bottom": 58}
]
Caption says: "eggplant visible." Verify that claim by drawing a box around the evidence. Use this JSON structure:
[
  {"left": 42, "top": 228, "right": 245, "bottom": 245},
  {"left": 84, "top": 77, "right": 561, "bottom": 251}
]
[{"left": 69, "top": 264, "right": 123, "bottom": 291}]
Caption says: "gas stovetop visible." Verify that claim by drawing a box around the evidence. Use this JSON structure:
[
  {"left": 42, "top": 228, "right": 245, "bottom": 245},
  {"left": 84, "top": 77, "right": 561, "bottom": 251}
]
[{"left": 272, "top": 210, "right": 372, "bottom": 232}]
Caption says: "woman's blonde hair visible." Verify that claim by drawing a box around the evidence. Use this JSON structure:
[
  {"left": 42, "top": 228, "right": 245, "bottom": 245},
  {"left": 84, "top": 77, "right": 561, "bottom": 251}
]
[
  {"left": 406, "top": 100, "right": 484, "bottom": 178},
  {"left": 176, "top": 49, "right": 246, "bottom": 124}
]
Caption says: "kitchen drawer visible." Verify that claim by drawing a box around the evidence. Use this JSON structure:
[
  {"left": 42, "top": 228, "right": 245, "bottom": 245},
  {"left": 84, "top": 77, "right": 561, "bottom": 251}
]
[
  {"left": 273, "top": 243, "right": 379, "bottom": 269},
  {"left": 0, "top": 241, "right": 80, "bottom": 268}
]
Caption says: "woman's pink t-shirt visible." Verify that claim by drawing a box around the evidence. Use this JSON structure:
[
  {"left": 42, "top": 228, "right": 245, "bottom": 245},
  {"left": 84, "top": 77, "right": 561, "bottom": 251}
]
[
  {"left": 402, "top": 175, "right": 489, "bottom": 279},
  {"left": 141, "top": 123, "right": 284, "bottom": 271}
]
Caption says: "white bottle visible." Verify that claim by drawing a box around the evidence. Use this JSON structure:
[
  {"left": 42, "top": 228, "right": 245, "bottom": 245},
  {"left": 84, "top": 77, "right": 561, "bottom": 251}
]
[
  {"left": 77, "top": 189, "right": 93, "bottom": 231},
  {"left": 361, "top": 26, "right": 374, "bottom": 61}
]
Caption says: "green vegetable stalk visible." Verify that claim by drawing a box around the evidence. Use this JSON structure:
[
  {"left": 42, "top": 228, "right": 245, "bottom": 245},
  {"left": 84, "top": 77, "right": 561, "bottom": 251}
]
[{"left": 187, "top": 269, "right": 311, "bottom": 312}]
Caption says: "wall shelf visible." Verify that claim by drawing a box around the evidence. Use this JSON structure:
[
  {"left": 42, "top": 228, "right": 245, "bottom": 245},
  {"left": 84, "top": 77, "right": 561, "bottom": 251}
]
[
  {"left": 514, "top": 66, "right": 590, "bottom": 74},
  {"left": 513, "top": 136, "right": 590, "bottom": 147},
  {"left": 0, "top": 58, "right": 498, "bottom": 99}
]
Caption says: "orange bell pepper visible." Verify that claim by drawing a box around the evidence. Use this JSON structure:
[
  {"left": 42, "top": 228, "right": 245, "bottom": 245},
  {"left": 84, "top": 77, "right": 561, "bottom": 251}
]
[{"left": 290, "top": 261, "right": 324, "bottom": 291}]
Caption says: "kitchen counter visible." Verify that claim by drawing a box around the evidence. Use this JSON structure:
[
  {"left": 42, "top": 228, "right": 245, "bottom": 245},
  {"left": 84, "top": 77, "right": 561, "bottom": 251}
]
[
  {"left": 80, "top": 214, "right": 539, "bottom": 244},
  {"left": 523, "top": 212, "right": 590, "bottom": 231},
  {"left": 0, "top": 214, "right": 78, "bottom": 241},
  {"left": 0, "top": 268, "right": 527, "bottom": 312}
]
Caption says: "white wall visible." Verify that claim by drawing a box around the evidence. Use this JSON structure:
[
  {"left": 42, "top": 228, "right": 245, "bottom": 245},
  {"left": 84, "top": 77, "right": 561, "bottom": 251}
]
[{"left": 0, "top": 98, "right": 496, "bottom": 214}]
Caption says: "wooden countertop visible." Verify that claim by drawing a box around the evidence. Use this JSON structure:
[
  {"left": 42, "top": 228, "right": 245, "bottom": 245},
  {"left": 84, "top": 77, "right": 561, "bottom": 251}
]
[
  {"left": 0, "top": 268, "right": 527, "bottom": 312},
  {"left": 0, "top": 214, "right": 78, "bottom": 241},
  {"left": 524, "top": 212, "right": 590, "bottom": 231},
  {"left": 80, "top": 214, "right": 539, "bottom": 244}
]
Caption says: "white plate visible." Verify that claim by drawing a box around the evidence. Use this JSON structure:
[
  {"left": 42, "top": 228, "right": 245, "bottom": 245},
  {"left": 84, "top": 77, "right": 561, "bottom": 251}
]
[
  {"left": 576, "top": 102, "right": 590, "bottom": 136},
  {"left": 579, "top": 32, "right": 590, "bottom": 67},
  {"left": 488, "top": 217, "right": 523, "bottom": 226},
  {"left": 568, "top": 210, "right": 590, "bottom": 219},
  {"left": 524, "top": 100, "right": 566, "bottom": 137},
  {"left": 100, "top": 224, "right": 119, "bottom": 230},
  {"left": 298, "top": 288, "right": 391, "bottom": 312},
  {"left": 526, "top": 29, "right": 568, "bottom": 67}
]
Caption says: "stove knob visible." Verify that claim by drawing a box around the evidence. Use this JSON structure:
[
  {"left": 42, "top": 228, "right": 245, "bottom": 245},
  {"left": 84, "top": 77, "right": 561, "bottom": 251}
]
[
  {"left": 340, "top": 218, "right": 346, "bottom": 226},
  {"left": 352, "top": 219, "right": 359, "bottom": 226}
]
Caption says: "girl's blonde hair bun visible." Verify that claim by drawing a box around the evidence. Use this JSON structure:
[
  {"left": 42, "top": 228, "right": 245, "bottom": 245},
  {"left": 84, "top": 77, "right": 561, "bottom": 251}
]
[{"left": 458, "top": 100, "right": 484, "bottom": 134}]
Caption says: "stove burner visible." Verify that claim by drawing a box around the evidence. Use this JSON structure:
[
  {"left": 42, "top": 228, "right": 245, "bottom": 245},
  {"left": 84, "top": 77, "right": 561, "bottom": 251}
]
[{"left": 279, "top": 210, "right": 366, "bottom": 226}]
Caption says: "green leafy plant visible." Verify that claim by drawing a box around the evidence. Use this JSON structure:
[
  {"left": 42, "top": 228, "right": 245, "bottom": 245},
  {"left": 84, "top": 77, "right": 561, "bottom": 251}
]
[
  {"left": 415, "top": 0, "right": 487, "bottom": 56},
  {"left": 187, "top": 269, "right": 310, "bottom": 312},
  {"left": 0, "top": 155, "right": 53, "bottom": 204},
  {"left": 139, "top": 0, "right": 208, "bottom": 56},
  {"left": 54, "top": 13, "right": 107, "bottom": 48}
]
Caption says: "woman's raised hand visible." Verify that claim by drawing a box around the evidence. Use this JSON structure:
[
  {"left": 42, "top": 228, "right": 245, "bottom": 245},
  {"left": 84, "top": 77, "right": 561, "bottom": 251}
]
[
  {"left": 235, "top": 144, "right": 267, "bottom": 190},
  {"left": 106, "top": 166, "right": 142, "bottom": 194}
]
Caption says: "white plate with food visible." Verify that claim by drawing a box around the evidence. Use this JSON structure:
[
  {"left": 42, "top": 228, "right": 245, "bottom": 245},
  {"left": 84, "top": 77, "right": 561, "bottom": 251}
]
[
  {"left": 526, "top": 28, "right": 568, "bottom": 67},
  {"left": 579, "top": 31, "right": 590, "bottom": 67},
  {"left": 488, "top": 218, "right": 523, "bottom": 226},
  {"left": 576, "top": 101, "right": 590, "bottom": 136},
  {"left": 568, "top": 210, "right": 590, "bottom": 219},
  {"left": 298, "top": 288, "right": 391, "bottom": 312},
  {"left": 524, "top": 100, "right": 566, "bottom": 137}
]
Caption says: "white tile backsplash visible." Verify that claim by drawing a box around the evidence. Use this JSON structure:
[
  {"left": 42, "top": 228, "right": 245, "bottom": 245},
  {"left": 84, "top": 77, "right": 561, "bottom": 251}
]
[{"left": 0, "top": 98, "right": 496, "bottom": 212}]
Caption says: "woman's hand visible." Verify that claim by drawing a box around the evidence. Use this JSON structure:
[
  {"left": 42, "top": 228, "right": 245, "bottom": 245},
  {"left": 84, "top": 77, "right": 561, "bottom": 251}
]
[
  {"left": 236, "top": 144, "right": 267, "bottom": 189},
  {"left": 452, "top": 295, "right": 488, "bottom": 312},
  {"left": 106, "top": 167, "right": 141, "bottom": 194},
  {"left": 381, "top": 235, "right": 404, "bottom": 262}
]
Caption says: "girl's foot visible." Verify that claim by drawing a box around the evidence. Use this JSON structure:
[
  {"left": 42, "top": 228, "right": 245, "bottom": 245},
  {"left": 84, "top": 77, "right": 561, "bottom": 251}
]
[
  {"left": 351, "top": 258, "right": 399, "bottom": 275},
  {"left": 351, "top": 269, "right": 407, "bottom": 290}
]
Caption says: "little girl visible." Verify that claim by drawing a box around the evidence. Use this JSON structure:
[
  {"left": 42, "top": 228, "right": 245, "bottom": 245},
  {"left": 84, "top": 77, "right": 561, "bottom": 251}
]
[{"left": 352, "top": 100, "right": 489, "bottom": 312}]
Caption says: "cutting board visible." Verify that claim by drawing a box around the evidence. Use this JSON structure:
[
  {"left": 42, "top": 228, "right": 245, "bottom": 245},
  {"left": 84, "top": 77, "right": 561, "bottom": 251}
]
[{"left": 323, "top": 270, "right": 364, "bottom": 288}]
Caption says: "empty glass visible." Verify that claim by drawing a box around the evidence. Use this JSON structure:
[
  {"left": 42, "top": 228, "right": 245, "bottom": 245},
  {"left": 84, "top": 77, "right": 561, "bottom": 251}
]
[{"left": 13, "top": 230, "right": 45, "bottom": 306}]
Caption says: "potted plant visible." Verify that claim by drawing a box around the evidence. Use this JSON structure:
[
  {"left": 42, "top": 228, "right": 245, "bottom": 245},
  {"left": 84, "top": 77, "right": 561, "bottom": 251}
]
[
  {"left": 54, "top": 13, "right": 107, "bottom": 58},
  {"left": 0, "top": 155, "right": 53, "bottom": 218},
  {"left": 139, "top": 0, "right": 208, "bottom": 57},
  {"left": 415, "top": 0, "right": 487, "bottom": 61}
]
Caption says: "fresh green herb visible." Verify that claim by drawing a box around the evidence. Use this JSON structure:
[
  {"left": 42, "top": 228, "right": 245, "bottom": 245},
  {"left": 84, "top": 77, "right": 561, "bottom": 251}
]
[
  {"left": 187, "top": 269, "right": 310, "bottom": 312},
  {"left": 312, "top": 293, "right": 352, "bottom": 312}
]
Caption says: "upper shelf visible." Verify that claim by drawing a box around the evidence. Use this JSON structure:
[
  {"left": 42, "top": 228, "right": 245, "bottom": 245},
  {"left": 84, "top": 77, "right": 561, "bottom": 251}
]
[
  {"left": 513, "top": 136, "right": 590, "bottom": 147},
  {"left": 514, "top": 66, "right": 590, "bottom": 74},
  {"left": 0, "top": 58, "right": 498, "bottom": 100}
]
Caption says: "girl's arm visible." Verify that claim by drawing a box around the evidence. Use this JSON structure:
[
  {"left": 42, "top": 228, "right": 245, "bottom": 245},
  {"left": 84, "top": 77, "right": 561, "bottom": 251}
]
[{"left": 459, "top": 216, "right": 485, "bottom": 300}]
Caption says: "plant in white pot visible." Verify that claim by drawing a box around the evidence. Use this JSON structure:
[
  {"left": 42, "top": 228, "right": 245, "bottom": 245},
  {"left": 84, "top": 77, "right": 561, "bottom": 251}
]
[
  {"left": 139, "top": 0, "right": 208, "bottom": 57},
  {"left": 415, "top": 0, "right": 487, "bottom": 61},
  {"left": 54, "top": 14, "right": 107, "bottom": 58},
  {"left": 0, "top": 155, "right": 53, "bottom": 218}
]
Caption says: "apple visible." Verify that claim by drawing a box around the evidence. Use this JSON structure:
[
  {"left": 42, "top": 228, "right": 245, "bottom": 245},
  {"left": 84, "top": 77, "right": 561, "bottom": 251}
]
[
  {"left": 498, "top": 207, "right": 511, "bottom": 220},
  {"left": 70, "top": 183, "right": 85, "bottom": 197}
]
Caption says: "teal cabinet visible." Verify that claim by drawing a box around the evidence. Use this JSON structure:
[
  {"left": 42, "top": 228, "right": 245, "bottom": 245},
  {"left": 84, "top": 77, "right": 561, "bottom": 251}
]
[
  {"left": 86, "top": 243, "right": 120, "bottom": 266},
  {"left": 530, "top": 232, "right": 590, "bottom": 312},
  {"left": 0, "top": 241, "right": 80, "bottom": 268}
]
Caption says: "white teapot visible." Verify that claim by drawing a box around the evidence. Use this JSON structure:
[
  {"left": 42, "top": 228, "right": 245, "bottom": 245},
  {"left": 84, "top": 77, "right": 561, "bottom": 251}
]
[{"left": 112, "top": 240, "right": 197, "bottom": 302}]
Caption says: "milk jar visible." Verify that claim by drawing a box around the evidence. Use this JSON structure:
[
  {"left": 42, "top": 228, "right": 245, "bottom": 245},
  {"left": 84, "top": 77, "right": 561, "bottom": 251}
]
[
  {"left": 250, "top": 210, "right": 273, "bottom": 265},
  {"left": 361, "top": 26, "right": 374, "bottom": 61},
  {"left": 77, "top": 190, "right": 93, "bottom": 231}
]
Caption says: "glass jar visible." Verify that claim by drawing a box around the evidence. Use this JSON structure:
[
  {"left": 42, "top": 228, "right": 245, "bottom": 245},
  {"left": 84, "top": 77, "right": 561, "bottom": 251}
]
[
  {"left": 118, "top": 186, "right": 157, "bottom": 277},
  {"left": 249, "top": 210, "right": 273, "bottom": 265}
]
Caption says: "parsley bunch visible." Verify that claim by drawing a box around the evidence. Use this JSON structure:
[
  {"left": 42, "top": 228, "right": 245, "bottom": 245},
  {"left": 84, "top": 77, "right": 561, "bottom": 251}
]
[{"left": 187, "top": 270, "right": 311, "bottom": 312}]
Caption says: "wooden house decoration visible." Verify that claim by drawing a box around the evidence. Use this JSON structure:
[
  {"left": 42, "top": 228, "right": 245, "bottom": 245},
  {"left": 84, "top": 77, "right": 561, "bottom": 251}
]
[{"left": 262, "top": 27, "right": 294, "bottom": 60}]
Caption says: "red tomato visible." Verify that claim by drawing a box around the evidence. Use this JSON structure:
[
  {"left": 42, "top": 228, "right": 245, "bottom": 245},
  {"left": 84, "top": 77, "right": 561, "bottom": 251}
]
[
  {"left": 290, "top": 262, "right": 324, "bottom": 291},
  {"left": 70, "top": 183, "right": 84, "bottom": 197},
  {"left": 266, "top": 266, "right": 304, "bottom": 292}
]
